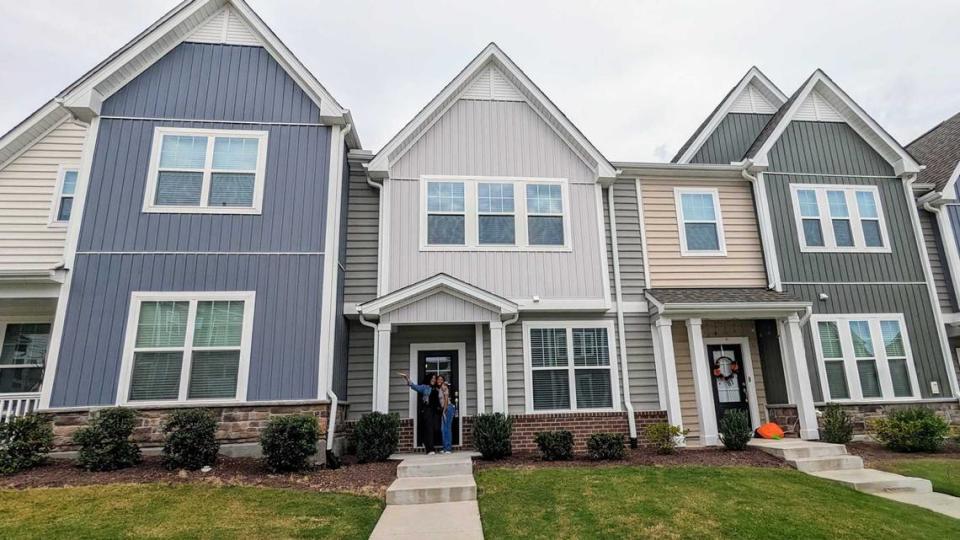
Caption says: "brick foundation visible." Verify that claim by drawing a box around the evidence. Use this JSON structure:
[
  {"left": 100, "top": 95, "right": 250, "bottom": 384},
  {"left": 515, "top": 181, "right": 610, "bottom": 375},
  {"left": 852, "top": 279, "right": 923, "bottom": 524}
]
[
  {"left": 508, "top": 411, "right": 667, "bottom": 452},
  {"left": 816, "top": 401, "right": 960, "bottom": 435},
  {"left": 766, "top": 405, "right": 800, "bottom": 437}
]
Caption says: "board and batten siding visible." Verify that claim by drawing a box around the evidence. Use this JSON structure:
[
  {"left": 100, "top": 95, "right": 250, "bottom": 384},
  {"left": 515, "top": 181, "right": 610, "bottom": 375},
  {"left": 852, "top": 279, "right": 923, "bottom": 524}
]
[
  {"left": 691, "top": 113, "right": 772, "bottom": 165},
  {"left": 0, "top": 121, "right": 87, "bottom": 271},
  {"left": 918, "top": 208, "right": 956, "bottom": 312},
  {"left": 640, "top": 177, "right": 767, "bottom": 288},
  {"left": 604, "top": 178, "right": 647, "bottom": 301}
]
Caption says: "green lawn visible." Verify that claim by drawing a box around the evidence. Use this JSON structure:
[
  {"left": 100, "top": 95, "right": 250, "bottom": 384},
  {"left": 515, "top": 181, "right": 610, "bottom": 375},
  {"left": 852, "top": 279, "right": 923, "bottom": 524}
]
[
  {"left": 877, "top": 458, "right": 960, "bottom": 497},
  {"left": 0, "top": 484, "right": 383, "bottom": 539},
  {"left": 477, "top": 466, "right": 960, "bottom": 539}
]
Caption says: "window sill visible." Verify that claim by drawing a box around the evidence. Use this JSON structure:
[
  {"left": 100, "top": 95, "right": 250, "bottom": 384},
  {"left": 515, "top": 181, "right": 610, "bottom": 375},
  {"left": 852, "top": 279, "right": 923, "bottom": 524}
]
[
  {"left": 419, "top": 245, "right": 572, "bottom": 253},
  {"left": 679, "top": 250, "right": 727, "bottom": 257},
  {"left": 799, "top": 246, "right": 892, "bottom": 254},
  {"left": 815, "top": 397, "right": 933, "bottom": 406},
  {"left": 525, "top": 406, "right": 622, "bottom": 415},
  {"left": 143, "top": 206, "right": 263, "bottom": 215},
  {"left": 119, "top": 398, "right": 244, "bottom": 408}
]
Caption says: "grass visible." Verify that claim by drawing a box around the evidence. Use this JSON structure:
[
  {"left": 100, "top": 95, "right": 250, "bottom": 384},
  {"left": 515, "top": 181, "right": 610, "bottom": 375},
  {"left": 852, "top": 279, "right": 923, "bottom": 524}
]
[
  {"left": 0, "top": 484, "right": 383, "bottom": 539},
  {"left": 876, "top": 458, "right": 960, "bottom": 497},
  {"left": 477, "top": 466, "right": 960, "bottom": 539}
]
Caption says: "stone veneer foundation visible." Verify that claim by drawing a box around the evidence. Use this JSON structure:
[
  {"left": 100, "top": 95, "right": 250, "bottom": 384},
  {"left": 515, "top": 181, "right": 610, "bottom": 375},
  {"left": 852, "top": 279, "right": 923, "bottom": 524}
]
[{"left": 816, "top": 400, "right": 960, "bottom": 435}]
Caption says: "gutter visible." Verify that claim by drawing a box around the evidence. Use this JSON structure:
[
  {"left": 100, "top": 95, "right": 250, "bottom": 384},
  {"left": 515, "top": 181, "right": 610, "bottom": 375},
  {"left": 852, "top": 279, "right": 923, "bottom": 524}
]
[{"left": 607, "top": 185, "right": 638, "bottom": 446}]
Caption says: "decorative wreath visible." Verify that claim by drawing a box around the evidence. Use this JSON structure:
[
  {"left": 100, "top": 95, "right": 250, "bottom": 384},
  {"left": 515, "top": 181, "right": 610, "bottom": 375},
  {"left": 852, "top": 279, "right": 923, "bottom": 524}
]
[{"left": 711, "top": 355, "right": 740, "bottom": 381}]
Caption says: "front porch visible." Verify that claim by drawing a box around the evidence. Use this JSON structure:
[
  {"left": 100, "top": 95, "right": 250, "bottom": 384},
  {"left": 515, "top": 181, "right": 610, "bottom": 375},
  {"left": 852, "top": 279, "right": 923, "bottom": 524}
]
[{"left": 0, "top": 289, "right": 59, "bottom": 422}]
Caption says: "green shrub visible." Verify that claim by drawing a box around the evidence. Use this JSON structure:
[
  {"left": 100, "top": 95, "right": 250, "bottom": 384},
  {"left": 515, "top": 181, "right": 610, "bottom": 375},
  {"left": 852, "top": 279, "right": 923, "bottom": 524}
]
[
  {"left": 718, "top": 410, "right": 752, "bottom": 451},
  {"left": 870, "top": 407, "right": 950, "bottom": 453},
  {"left": 586, "top": 433, "right": 625, "bottom": 460},
  {"left": 820, "top": 403, "right": 854, "bottom": 444},
  {"left": 0, "top": 415, "right": 54, "bottom": 474},
  {"left": 353, "top": 412, "right": 400, "bottom": 463},
  {"left": 260, "top": 414, "right": 319, "bottom": 472},
  {"left": 534, "top": 430, "right": 573, "bottom": 461},
  {"left": 644, "top": 422, "right": 687, "bottom": 455},
  {"left": 473, "top": 413, "right": 513, "bottom": 460},
  {"left": 73, "top": 407, "right": 142, "bottom": 472},
  {"left": 161, "top": 409, "right": 219, "bottom": 471}
]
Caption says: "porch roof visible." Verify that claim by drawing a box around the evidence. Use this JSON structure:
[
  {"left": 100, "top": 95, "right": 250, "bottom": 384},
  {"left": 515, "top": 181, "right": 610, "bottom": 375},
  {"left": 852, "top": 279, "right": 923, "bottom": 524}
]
[
  {"left": 356, "top": 273, "right": 518, "bottom": 322},
  {"left": 645, "top": 288, "right": 810, "bottom": 319}
]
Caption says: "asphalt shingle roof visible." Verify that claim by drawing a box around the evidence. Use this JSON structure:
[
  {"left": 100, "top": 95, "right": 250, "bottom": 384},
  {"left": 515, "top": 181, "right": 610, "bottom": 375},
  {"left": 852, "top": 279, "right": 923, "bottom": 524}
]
[
  {"left": 646, "top": 288, "right": 804, "bottom": 305},
  {"left": 907, "top": 111, "right": 960, "bottom": 193}
]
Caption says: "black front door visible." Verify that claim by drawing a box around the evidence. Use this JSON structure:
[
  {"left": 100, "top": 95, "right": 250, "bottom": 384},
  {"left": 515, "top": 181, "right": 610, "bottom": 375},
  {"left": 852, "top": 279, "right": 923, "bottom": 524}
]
[
  {"left": 706, "top": 344, "right": 750, "bottom": 423},
  {"left": 416, "top": 349, "right": 459, "bottom": 447}
]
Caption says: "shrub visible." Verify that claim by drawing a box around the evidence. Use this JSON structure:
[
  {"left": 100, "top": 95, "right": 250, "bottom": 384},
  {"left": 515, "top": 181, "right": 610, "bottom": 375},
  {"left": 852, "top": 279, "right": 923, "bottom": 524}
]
[
  {"left": 870, "top": 407, "right": 950, "bottom": 453},
  {"left": 534, "top": 430, "right": 574, "bottom": 461},
  {"left": 73, "top": 407, "right": 142, "bottom": 472},
  {"left": 353, "top": 412, "right": 400, "bottom": 463},
  {"left": 718, "top": 410, "right": 752, "bottom": 451},
  {"left": 161, "top": 409, "right": 219, "bottom": 471},
  {"left": 820, "top": 403, "right": 854, "bottom": 444},
  {"left": 644, "top": 423, "right": 686, "bottom": 455},
  {"left": 260, "top": 414, "right": 320, "bottom": 472},
  {"left": 0, "top": 415, "right": 54, "bottom": 475},
  {"left": 473, "top": 413, "right": 513, "bottom": 460},
  {"left": 586, "top": 433, "right": 625, "bottom": 460}
]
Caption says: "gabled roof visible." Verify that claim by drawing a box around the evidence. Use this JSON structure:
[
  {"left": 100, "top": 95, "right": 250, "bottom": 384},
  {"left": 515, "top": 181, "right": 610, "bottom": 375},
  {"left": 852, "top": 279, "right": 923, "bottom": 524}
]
[
  {"left": 743, "top": 70, "right": 920, "bottom": 176},
  {"left": 907, "top": 111, "right": 960, "bottom": 197},
  {"left": 672, "top": 67, "right": 786, "bottom": 164},
  {"left": 366, "top": 43, "right": 617, "bottom": 183},
  {"left": 357, "top": 273, "right": 518, "bottom": 318},
  {"left": 0, "top": 0, "right": 359, "bottom": 168}
]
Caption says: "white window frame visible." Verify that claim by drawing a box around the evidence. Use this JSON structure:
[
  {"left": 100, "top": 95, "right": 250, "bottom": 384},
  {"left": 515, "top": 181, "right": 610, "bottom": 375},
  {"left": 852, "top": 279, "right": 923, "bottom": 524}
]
[
  {"left": 0, "top": 318, "right": 51, "bottom": 395},
  {"left": 419, "top": 175, "right": 571, "bottom": 252},
  {"left": 117, "top": 291, "right": 255, "bottom": 406},
  {"left": 810, "top": 313, "right": 921, "bottom": 403},
  {"left": 521, "top": 320, "right": 621, "bottom": 413},
  {"left": 143, "top": 126, "right": 268, "bottom": 215},
  {"left": 789, "top": 184, "right": 891, "bottom": 253},
  {"left": 477, "top": 182, "right": 518, "bottom": 246},
  {"left": 674, "top": 187, "right": 727, "bottom": 256},
  {"left": 48, "top": 164, "right": 81, "bottom": 227}
]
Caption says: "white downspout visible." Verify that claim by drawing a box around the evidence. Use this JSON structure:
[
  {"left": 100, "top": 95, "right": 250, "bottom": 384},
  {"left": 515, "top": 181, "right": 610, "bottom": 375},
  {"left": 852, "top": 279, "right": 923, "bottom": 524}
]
[
  {"left": 501, "top": 313, "right": 519, "bottom": 414},
  {"left": 739, "top": 162, "right": 781, "bottom": 291},
  {"left": 607, "top": 185, "right": 638, "bottom": 444}
]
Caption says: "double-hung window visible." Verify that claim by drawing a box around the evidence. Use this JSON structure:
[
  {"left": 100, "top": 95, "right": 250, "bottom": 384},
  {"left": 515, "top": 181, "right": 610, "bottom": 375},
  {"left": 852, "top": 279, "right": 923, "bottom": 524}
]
[
  {"left": 790, "top": 185, "right": 889, "bottom": 252},
  {"left": 526, "top": 184, "right": 565, "bottom": 246},
  {"left": 145, "top": 127, "right": 268, "bottom": 214},
  {"left": 675, "top": 188, "right": 725, "bottom": 255},
  {"left": 478, "top": 183, "right": 516, "bottom": 245},
  {"left": 426, "top": 181, "right": 466, "bottom": 245},
  {"left": 49, "top": 167, "right": 79, "bottom": 225},
  {"left": 120, "top": 292, "right": 254, "bottom": 404},
  {"left": 0, "top": 322, "right": 50, "bottom": 393},
  {"left": 812, "top": 314, "right": 919, "bottom": 402},
  {"left": 524, "top": 322, "right": 619, "bottom": 412}
]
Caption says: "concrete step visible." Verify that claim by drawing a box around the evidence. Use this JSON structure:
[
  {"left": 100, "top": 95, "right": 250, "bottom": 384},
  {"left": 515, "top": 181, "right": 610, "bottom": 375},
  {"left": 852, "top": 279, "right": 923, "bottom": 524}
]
[
  {"left": 878, "top": 492, "right": 960, "bottom": 520},
  {"left": 787, "top": 455, "right": 864, "bottom": 473},
  {"left": 811, "top": 469, "right": 933, "bottom": 494},
  {"left": 386, "top": 474, "right": 477, "bottom": 505},
  {"left": 397, "top": 455, "right": 473, "bottom": 478},
  {"left": 748, "top": 439, "right": 848, "bottom": 460}
]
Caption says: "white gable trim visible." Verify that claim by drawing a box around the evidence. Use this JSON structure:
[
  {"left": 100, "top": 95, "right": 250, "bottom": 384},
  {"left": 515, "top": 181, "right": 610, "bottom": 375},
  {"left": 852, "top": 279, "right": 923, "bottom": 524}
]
[
  {"left": 749, "top": 70, "right": 921, "bottom": 176},
  {"left": 676, "top": 67, "right": 787, "bottom": 164},
  {"left": 357, "top": 273, "right": 518, "bottom": 318},
  {"left": 367, "top": 43, "right": 616, "bottom": 182},
  {"left": 941, "top": 160, "right": 960, "bottom": 201}
]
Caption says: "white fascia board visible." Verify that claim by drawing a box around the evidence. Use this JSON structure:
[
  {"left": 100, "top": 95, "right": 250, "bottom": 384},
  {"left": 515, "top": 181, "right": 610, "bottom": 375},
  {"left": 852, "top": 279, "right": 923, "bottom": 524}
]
[
  {"left": 614, "top": 162, "right": 744, "bottom": 179},
  {"left": 0, "top": 101, "right": 67, "bottom": 169},
  {"left": 651, "top": 300, "right": 811, "bottom": 320},
  {"left": 751, "top": 70, "right": 921, "bottom": 175},
  {"left": 676, "top": 67, "right": 787, "bottom": 165}
]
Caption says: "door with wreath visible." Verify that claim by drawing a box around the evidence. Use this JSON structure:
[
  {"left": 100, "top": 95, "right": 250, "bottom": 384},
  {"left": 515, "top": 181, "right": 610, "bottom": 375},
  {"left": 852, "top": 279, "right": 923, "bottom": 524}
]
[{"left": 705, "top": 344, "right": 750, "bottom": 422}]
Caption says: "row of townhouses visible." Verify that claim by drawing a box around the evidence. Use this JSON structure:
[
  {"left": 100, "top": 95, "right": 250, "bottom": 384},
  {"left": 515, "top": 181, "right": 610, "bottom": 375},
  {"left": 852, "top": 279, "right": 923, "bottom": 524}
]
[{"left": 1, "top": 0, "right": 958, "bottom": 453}]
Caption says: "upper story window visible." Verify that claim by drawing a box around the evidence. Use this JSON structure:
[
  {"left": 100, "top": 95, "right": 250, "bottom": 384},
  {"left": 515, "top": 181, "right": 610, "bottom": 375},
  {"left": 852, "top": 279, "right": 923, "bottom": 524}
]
[
  {"left": 144, "top": 127, "right": 268, "bottom": 214},
  {"left": 790, "top": 185, "right": 889, "bottom": 252},
  {"left": 812, "top": 314, "right": 919, "bottom": 402},
  {"left": 675, "top": 188, "right": 726, "bottom": 256},
  {"left": 49, "top": 167, "right": 79, "bottom": 226},
  {"left": 421, "top": 177, "right": 569, "bottom": 251},
  {"left": 0, "top": 322, "right": 51, "bottom": 394}
]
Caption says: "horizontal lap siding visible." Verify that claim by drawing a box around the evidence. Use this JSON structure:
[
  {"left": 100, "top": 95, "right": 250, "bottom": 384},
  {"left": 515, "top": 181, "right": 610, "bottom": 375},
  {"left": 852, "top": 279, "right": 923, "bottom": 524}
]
[
  {"left": 344, "top": 169, "right": 379, "bottom": 304},
  {"left": 691, "top": 113, "right": 772, "bottom": 165},
  {"left": 605, "top": 179, "right": 647, "bottom": 301},
  {"left": 918, "top": 208, "right": 956, "bottom": 312},
  {"left": 51, "top": 253, "right": 324, "bottom": 407},
  {"left": 346, "top": 320, "right": 374, "bottom": 419}
]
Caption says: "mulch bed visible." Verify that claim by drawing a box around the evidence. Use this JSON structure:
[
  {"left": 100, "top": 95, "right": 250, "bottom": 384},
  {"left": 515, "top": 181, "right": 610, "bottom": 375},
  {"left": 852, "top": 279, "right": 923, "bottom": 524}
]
[
  {"left": 0, "top": 456, "right": 398, "bottom": 497},
  {"left": 474, "top": 446, "right": 787, "bottom": 470},
  {"left": 847, "top": 441, "right": 960, "bottom": 467}
]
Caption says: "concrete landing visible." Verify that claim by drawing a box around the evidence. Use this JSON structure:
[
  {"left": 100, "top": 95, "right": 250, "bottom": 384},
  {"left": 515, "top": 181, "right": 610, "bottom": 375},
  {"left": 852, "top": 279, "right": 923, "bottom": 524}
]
[
  {"left": 370, "top": 501, "right": 484, "bottom": 540},
  {"left": 878, "top": 491, "right": 960, "bottom": 519},
  {"left": 811, "top": 468, "right": 932, "bottom": 494}
]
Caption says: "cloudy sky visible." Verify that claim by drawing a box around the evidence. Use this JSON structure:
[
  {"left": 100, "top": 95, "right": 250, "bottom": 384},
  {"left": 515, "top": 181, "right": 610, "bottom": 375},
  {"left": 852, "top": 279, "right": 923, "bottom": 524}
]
[{"left": 1, "top": 0, "right": 958, "bottom": 161}]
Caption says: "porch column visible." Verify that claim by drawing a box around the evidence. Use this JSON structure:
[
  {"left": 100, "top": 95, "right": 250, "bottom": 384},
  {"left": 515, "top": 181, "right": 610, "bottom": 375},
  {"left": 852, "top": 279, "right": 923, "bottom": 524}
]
[
  {"left": 475, "top": 323, "right": 486, "bottom": 414},
  {"left": 783, "top": 314, "right": 820, "bottom": 440},
  {"left": 373, "top": 323, "right": 392, "bottom": 413},
  {"left": 489, "top": 321, "right": 507, "bottom": 413},
  {"left": 654, "top": 318, "right": 684, "bottom": 431},
  {"left": 687, "top": 319, "right": 719, "bottom": 446}
]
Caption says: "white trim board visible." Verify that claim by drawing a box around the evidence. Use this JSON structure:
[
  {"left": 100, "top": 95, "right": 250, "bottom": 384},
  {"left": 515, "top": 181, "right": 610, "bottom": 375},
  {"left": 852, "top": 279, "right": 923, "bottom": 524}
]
[{"left": 674, "top": 186, "right": 728, "bottom": 257}]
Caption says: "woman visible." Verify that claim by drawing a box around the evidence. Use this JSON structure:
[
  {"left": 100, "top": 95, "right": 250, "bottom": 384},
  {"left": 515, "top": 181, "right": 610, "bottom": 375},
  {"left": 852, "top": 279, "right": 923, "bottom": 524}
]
[
  {"left": 437, "top": 375, "right": 457, "bottom": 454},
  {"left": 399, "top": 372, "right": 442, "bottom": 454}
]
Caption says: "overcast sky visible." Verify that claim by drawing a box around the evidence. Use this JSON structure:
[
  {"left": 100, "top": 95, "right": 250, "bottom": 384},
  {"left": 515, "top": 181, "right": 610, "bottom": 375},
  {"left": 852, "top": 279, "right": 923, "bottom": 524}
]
[{"left": 1, "top": 0, "right": 958, "bottom": 161}]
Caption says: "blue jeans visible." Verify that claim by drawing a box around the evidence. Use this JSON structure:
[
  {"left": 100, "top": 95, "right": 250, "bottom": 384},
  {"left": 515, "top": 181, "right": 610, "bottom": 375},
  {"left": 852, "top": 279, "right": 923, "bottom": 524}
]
[{"left": 441, "top": 404, "right": 457, "bottom": 451}]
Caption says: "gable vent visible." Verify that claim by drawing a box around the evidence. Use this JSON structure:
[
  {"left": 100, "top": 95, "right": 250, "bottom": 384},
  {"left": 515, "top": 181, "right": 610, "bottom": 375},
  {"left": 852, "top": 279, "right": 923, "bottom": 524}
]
[
  {"left": 186, "top": 6, "right": 262, "bottom": 47},
  {"left": 461, "top": 65, "right": 524, "bottom": 102},
  {"left": 794, "top": 90, "right": 844, "bottom": 122},
  {"left": 728, "top": 83, "right": 779, "bottom": 114}
]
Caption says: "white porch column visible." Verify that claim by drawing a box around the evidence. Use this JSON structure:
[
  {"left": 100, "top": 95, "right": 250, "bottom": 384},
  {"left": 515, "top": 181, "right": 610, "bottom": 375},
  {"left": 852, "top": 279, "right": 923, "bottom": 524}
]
[
  {"left": 373, "top": 323, "right": 392, "bottom": 413},
  {"left": 475, "top": 323, "right": 486, "bottom": 414},
  {"left": 654, "top": 319, "right": 684, "bottom": 431},
  {"left": 687, "top": 319, "right": 719, "bottom": 446},
  {"left": 783, "top": 314, "right": 820, "bottom": 440},
  {"left": 489, "top": 321, "right": 507, "bottom": 413}
]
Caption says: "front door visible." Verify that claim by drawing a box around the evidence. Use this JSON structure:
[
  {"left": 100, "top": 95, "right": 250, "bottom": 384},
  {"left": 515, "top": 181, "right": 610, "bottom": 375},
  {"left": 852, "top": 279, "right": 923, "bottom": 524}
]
[
  {"left": 706, "top": 344, "right": 750, "bottom": 423},
  {"left": 416, "top": 349, "right": 460, "bottom": 447}
]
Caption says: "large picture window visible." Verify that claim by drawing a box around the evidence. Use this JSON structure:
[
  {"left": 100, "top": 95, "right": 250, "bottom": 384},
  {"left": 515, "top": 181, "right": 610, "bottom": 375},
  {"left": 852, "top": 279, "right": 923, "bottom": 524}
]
[
  {"left": 0, "top": 322, "right": 50, "bottom": 394},
  {"left": 523, "top": 322, "right": 619, "bottom": 412},
  {"left": 144, "top": 127, "right": 268, "bottom": 214},
  {"left": 674, "top": 188, "right": 726, "bottom": 255},
  {"left": 812, "top": 314, "right": 919, "bottom": 402},
  {"left": 118, "top": 292, "right": 254, "bottom": 404},
  {"left": 790, "top": 185, "right": 889, "bottom": 252}
]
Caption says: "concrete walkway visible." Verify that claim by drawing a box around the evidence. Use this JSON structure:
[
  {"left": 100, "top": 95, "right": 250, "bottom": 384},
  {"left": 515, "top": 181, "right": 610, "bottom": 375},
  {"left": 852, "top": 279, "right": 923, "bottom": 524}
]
[
  {"left": 370, "top": 453, "right": 484, "bottom": 539},
  {"left": 749, "top": 439, "right": 960, "bottom": 519}
]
